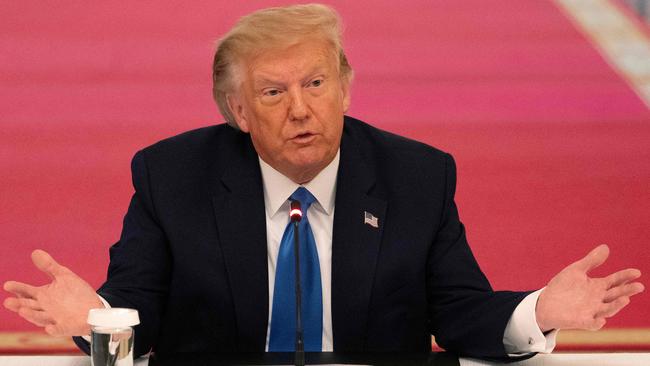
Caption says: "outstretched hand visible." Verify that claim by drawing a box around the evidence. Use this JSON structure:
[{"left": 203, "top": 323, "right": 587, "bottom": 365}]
[
  {"left": 536, "top": 244, "right": 644, "bottom": 332},
  {"left": 3, "top": 249, "right": 104, "bottom": 336}
]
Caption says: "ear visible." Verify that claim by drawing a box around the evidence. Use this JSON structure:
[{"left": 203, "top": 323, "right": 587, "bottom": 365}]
[
  {"left": 226, "top": 93, "right": 250, "bottom": 132},
  {"left": 341, "top": 78, "right": 351, "bottom": 113}
]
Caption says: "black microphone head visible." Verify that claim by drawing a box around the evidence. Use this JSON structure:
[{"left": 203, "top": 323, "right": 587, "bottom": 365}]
[{"left": 290, "top": 200, "right": 302, "bottom": 222}]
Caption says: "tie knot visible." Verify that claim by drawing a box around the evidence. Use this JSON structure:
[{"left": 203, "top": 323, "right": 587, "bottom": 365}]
[{"left": 290, "top": 187, "right": 316, "bottom": 213}]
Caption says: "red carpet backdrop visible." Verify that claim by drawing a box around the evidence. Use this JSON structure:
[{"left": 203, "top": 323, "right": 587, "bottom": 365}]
[{"left": 1, "top": 0, "right": 649, "bottom": 352}]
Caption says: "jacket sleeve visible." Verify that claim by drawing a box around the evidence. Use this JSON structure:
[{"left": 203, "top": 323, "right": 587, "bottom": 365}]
[
  {"left": 426, "top": 153, "right": 534, "bottom": 361},
  {"left": 74, "top": 150, "right": 172, "bottom": 358}
]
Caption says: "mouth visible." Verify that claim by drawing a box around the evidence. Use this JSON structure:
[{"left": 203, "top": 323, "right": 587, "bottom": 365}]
[{"left": 290, "top": 132, "right": 317, "bottom": 144}]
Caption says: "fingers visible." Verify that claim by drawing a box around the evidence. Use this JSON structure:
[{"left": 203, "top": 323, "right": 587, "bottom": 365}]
[
  {"left": 17, "top": 308, "right": 54, "bottom": 327},
  {"left": 3, "top": 281, "right": 39, "bottom": 299},
  {"left": 574, "top": 244, "right": 609, "bottom": 273},
  {"left": 4, "top": 297, "right": 42, "bottom": 312},
  {"left": 3, "top": 298, "right": 19, "bottom": 312},
  {"left": 44, "top": 323, "right": 87, "bottom": 337},
  {"left": 31, "top": 249, "right": 67, "bottom": 279},
  {"left": 596, "top": 296, "right": 631, "bottom": 319},
  {"left": 44, "top": 324, "right": 68, "bottom": 336},
  {"left": 588, "top": 317, "right": 607, "bottom": 331},
  {"left": 605, "top": 268, "right": 642, "bottom": 289},
  {"left": 604, "top": 281, "right": 645, "bottom": 302},
  {"left": 605, "top": 281, "right": 644, "bottom": 302},
  {"left": 44, "top": 324, "right": 60, "bottom": 336}
]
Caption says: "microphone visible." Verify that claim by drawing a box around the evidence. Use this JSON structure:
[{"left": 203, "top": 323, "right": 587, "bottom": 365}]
[
  {"left": 290, "top": 200, "right": 305, "bottom": 366},
  {"left": 290, "top": 201, "right": 303, "bottom": 223}
]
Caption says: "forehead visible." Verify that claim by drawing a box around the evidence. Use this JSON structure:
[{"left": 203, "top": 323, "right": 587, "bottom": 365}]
[{"left": 243, "top": 39, "right": 338, "bottom": 83}]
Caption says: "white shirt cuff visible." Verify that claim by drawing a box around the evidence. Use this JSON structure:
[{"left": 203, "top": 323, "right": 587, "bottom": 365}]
[
  {"left": 503, "top": 289, "right": 557, "bottom": 355},
  {"left": 81, "top": 295, "right": 111, "bottom": 341}
]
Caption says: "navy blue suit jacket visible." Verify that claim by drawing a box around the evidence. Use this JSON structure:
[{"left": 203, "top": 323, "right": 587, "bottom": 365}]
[{"left": 75, "top": 116, "right": 530, "bottom": 359}]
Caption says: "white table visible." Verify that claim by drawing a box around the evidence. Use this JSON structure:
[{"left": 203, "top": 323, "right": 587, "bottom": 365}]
[
  {"left": 1, "top": 353, "right": 649, "bottom": 365},
  {"left": 461, "top": 353, "right": 650, "bottom": 365}
]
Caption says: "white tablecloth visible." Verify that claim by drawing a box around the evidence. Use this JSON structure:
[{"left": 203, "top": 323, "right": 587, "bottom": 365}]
[
  {"left": 461, "top": 353, "right": 650, "bottom": 365},
  {"left": 1, "top": 353, "right": 648, "bottom": 365}
]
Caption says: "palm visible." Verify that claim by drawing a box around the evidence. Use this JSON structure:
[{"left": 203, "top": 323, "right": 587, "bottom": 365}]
[
  {"left": 36, "top": 269, "right": 101, "bottom": 334},
  {"left": 536, "top": 245, "right": 644, "bottom": 332},
  {"left": 3, "top": 250, "right": 103, "bottom": 336}
]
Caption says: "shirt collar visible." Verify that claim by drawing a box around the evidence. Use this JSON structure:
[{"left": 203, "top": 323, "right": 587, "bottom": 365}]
[{"left": 259, "top": 150, "right": 339, "bottom": 219}]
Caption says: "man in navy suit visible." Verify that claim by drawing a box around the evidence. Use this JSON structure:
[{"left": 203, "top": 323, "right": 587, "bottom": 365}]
[{"left": 4, "top": 4, "right": 643, "bottom": 360}]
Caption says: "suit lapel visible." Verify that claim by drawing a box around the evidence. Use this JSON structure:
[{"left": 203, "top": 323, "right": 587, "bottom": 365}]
[
  {"left": 210, "top": 134, "right": 268, "bottom": 351},
  {"left": 331, "top": 126, "right": 387, "bottom": 350}
]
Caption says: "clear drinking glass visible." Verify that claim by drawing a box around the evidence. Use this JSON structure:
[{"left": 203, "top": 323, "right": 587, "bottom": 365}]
[{"left": 88, "top": 308, "right": 140, "bottom": 366}]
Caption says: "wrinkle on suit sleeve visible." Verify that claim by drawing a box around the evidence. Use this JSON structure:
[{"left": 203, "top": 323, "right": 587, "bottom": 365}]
[
  {"left": 96, "top": 150, "right": 173, "bottom": 358},
  {"left": 426, "top": 153, "right": 531, "bottom": 360}
]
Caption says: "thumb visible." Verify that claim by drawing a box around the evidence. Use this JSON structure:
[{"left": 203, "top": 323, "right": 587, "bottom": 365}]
[
  {"left": 573, "top": 244, "right": 609, "bottom": 273},
  {"left": 31, "top": 249, "right": 67, "bottom": 279}
]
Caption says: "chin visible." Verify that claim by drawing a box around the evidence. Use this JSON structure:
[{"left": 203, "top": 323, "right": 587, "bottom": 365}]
[
  {"left": 289, "top": 159, "right": 320, "bottom": 173},
  {"left": 293, "top": 150, "right": 330, "bottom": 168},
  {"left": 284, "top": 158, "right": 323, "bottom": 179}
]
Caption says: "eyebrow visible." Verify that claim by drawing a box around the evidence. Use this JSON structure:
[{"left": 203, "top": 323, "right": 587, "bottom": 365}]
[
  {"left": 253, "top": 77, "right": 284, "bottom": 89},
  {"left": 252, "top": 67, "right": 329, "bottom": 90}
]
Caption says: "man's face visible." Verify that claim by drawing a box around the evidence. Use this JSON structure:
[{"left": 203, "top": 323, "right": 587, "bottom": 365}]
[{"left": 228, "top": 38, "right": 351, "bottom": 184}]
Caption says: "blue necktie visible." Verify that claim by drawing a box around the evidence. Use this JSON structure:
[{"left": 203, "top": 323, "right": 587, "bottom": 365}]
[{"left": 269, "top": 187, "right": 323, "bottom": 351}]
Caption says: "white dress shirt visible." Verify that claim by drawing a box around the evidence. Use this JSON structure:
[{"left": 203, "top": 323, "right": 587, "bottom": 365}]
[{"left": 258, "top": 149, "right": 557, "bottom": 354}]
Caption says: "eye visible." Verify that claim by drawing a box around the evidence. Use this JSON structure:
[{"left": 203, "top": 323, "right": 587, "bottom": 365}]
[
  {"left": 308, "top": 78, "right": 324, "bottom": 88},
  {"left": 263, "top": 88, "right": 282, "bottom": 97}
]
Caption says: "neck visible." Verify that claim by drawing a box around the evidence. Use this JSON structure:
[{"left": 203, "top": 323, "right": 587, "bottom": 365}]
[
  {"left": 260, "top": 157, "right": 336, "bottom": 185},
  {"left": 286, "top": 167, "right": 321, "bottom": 185}
]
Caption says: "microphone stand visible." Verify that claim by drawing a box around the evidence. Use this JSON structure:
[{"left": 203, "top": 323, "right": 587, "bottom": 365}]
[{"left": 291, "top": 202, "right": 305, "bottom": 366}]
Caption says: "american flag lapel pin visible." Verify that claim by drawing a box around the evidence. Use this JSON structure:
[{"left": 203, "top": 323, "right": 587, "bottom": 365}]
[{"left": 364, "top": 211, "right": 379, "bottom": 228}]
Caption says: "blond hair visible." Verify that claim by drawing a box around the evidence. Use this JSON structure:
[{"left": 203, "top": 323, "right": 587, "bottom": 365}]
[{"left": 212, "top": 4, "right": 353, "bottom": 127}]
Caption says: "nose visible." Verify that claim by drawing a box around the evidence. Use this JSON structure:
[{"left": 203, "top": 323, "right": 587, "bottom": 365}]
[{"left": 288, "top": 89, "right": 309, "bottom": 121}]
